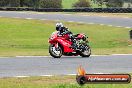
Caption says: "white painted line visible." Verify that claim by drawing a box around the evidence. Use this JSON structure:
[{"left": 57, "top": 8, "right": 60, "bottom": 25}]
[
  {"left": 91, "top": 55, "right": 109, "bottom": 56},
  {"left": 5, "top": 16, "right": 129, "bottom": 29},
  {"left": 14, "top": 76, "right": 30, "bottom": 78},
  {"left": 78, "top": 22, "right": 84, "bottom": 24},
  {"left": 112, "top": 54, "right": 132, "bottom": 56},
  {"left": 40, "top": 75, "right": 53, "bottom": 77},
  {"left": 25, "top": 18, "right": 33, "bottom": 20},
  {"left": 124, "top": 17, "right": 129, "bottom": 19},
  {"left": 13, "top": 17, "right": 21, "bottom": 19},
  {"left": 125, "top": 27, "right": 131, "bottom": 29},
  {"left": 63, "top": 14, "right": 72, "bottom": 16},
  {"left": 101, "top": 16, "right": 108, "bottom": 17},
  {"left": 40, "top": 19, "right": 47, "bottom": 20},
  {"left": 92, "top": 54, "right": 132, "bottom": 56},
  {"left": 82, "top": 15, "right": 90, "bottom": 17},
  {"left": 67, "top": 74, "right": 76, "bottom": 76},
  {"left": 100, "top": 24, "right": 105, "bottom": 26},
  {"left": 2, "top": 71, "right": 132, "bottom": 78},
  {"left": 87, "top": 23, "right": 94, "bottom": 24},
  {"left": 16, "top": 56, "right": 50, "bottom": 58},
  {"left": 68, "top": 21, "right": 75, "bottom": 23},
  {"left": 37, "top": 13, "right": 45, "bottom": 15},
  {"left": 15, "top": 54, "right": 132, "bottom": 58},
  {"left": 108, "top": 25, "right": 113, "bottom": 27},
  {"left": 93, "top": 73, "right": 105, "bottom": 74},
  {"left": 16, "top": 55, "right": 108, "bottom": 58},
  {"left": 67, "top": 21, "right": 95, "bottom": 25},
  {"left": 116, "top": 26, "right": 122, "bottom": 28}
]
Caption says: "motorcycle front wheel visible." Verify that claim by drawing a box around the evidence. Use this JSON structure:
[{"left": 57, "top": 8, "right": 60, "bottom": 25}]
[{"left": 49, "top": 44, "right": 63, "bottom": 58}]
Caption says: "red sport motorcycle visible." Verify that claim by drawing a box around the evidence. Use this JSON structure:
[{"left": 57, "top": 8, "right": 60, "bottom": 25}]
[{"left": 48, "top": 31, "right": 91, "bottom": 58}]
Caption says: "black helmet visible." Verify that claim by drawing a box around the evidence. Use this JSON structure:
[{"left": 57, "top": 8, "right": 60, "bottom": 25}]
[{"left": 56, "top": 23, "right": 64, "bottom": 31}]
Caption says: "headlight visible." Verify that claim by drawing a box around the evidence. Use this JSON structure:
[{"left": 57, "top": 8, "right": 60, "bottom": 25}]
[
  {"left": 50, "top": 37, "right": 53, "bottom": 40},
  {"left": 50, "top": 36, "right": 55, "bottom": 40}
]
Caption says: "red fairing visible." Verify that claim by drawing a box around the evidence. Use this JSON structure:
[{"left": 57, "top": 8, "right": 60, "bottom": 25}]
[
  {"left": 57, "top": 38, "right": 74, "bottom": 52},
  {"left": 49, "top": 31, "right": 74, "bottom": 53},
  {"left": 77, "top": 33, "right": 85, "bottom": 39}
]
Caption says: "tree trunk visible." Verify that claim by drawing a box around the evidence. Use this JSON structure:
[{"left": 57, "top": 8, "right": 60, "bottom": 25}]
[{"left": 20, "top": 0, "right": 23, "bottom": 7}]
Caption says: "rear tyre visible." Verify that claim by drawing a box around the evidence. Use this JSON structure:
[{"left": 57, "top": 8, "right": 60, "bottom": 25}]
[
  {"left": 80, "top": 45, "right": 91, "bottom": 57},
  {"left": 49, "top": 44, "right": 63, "bottom": 58}
]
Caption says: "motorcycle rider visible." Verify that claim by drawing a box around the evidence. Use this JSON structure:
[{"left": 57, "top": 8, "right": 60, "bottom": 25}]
[{"left": 55, "top": 23, "right": 78, "bottom": 50}]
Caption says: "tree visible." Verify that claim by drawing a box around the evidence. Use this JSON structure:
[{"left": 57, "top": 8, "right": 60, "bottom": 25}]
[
  {"left": 0, "top": 0, "right": 7, "bottom": 7},
  {"left": 20, "top": 0, "right": 24, "bottom": 7},
  {"left": 0, "top": 0, "right": 63, "bottom": 8},
  {"left": 32, "top": 0, "right": 40, "bottom": 8},
  {"left": 106, "top": 0, "right": 123, "bottom": 7},
  {"left": 19, "top": 0, "right": 39, "bottom": 7},
  {"left": 96, "top": 0, "right": 104, "bottom": 7},
  {"left": 9, "top": 0, "right": 20, "bottom": 7},
  {"left": 39, "top": 0, "right": 62, "bottom": 8},
  {"left": 72, "top": 0, "right": 91, "bottom": 8},
  {"left": 22, "top": 0, "right": 35, "bottom": 7},
  {"left": 0, "top": 0, "right": 20, "bottom": 7}
]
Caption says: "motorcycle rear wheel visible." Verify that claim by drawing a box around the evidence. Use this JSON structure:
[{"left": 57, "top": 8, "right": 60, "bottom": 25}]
[
  {"left": 79, "top": 45, "right": 91, "bottom": 57},
  {"left": 49, "top": 44, "right": 63, "bottom": 58}
]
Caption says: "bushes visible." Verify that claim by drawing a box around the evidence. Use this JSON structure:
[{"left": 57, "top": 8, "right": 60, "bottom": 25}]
[
  {"left": 9, "top": 0, "right": 20, "bottom": 7},
  {"left": 0, "top": 0, "right": 20, "bottom": 7},
  {"left": 72, "top": 0, "right": 91, "bottom": 8},
  {"left": 39, "top": 0, "right": 62, "bottom": 8},
  {"left": 0, "top": 0, "right": 62, "bottom": 8},
  {"left": 0, "top": 0, "right": 7, "bottom": 7},
  {"left": 106, "top": 0, "right": 124, "bottom": 7},
  {"left": 21, "top": 0, "right": 35, "bottom": 7}
]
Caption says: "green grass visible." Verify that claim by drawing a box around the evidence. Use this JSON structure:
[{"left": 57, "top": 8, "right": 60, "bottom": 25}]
[
  {"left": 0, "top": 76, "right": 131, "bottom": 88},
  {"left": 0, "top": 17, "right": 132, "bottom": 56},
  {"left": 62, "top": 0, "right": 79, "bottom": 8}
]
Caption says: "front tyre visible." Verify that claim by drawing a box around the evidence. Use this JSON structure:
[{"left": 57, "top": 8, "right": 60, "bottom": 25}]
[
  {"left": 49, "top": 44, "right": 63, "bottom": 58},
  {"left": 80, "top": 45, "right": 91, "bottom": 57}
]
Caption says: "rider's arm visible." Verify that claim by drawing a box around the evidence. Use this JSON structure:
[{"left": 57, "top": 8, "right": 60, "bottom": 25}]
[{"left": 62, "top": 27, "right": 73, "bottom": 34}]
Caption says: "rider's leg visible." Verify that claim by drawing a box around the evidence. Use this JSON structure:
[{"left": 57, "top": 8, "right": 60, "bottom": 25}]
[{"left": 71, "top": 39, "right": 78, "bottom": 50}]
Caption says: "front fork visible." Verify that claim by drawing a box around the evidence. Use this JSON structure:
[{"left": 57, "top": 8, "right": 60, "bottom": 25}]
[
  {"left": 53, "top": 43, "right": 60, "bottom": 51},
  {"left": 54, "top": 43, "right": 58, "bottom": 48}
]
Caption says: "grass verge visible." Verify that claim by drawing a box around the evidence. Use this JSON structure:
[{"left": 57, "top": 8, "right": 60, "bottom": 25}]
[
  {"left": 0, "top": 76, "right": 131, "bottom": 88},
  {"left": 0, "top": 17, "right": 132, "bottom": 56}
]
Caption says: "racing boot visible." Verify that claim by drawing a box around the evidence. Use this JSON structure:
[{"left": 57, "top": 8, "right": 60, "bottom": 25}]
[{"left": 71, "top": 42, "right": 78, "bottom": 51}]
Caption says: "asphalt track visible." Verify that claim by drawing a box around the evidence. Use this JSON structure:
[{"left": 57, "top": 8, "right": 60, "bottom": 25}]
[
  {"left": 0, "top": 11, "right": 132, "bottom": 28},
  {"left": 0, "top": 55, "right": 132, "bottom": 78},
  {"left": 0, "top": 11, "right": 132, "bottom": 77}
]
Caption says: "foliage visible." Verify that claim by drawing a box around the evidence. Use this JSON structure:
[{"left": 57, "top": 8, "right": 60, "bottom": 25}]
[
  {"left": 106, "top": 0, "right": 124, "bottom": 7},
  {"left": 72, "top": 0, "right": 91, "bottom": 8},
  {"left": 0, "top": 0, "right": 62, "bottom": 8},
  {"left": 39, "top": 0, "right": 62, "bottom": 8},
  {"left": 0, "top": 0, "right": 20, "bottom": 7}
]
